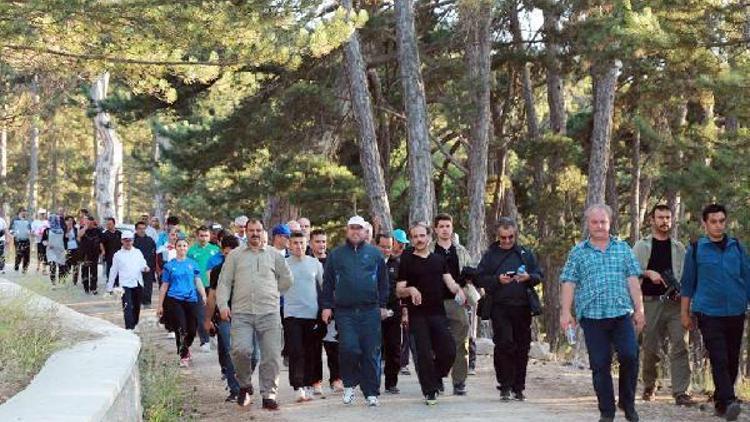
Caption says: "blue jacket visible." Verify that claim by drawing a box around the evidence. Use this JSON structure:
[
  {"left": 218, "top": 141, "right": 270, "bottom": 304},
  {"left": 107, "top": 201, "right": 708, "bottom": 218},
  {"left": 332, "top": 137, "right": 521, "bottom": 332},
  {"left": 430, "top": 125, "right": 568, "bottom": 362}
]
[
  {"left": 681, "top": 236, "right": 750, "bottom": 317},
  {"left": 321, "top": 240, "right": 388, "bottom": 310}
]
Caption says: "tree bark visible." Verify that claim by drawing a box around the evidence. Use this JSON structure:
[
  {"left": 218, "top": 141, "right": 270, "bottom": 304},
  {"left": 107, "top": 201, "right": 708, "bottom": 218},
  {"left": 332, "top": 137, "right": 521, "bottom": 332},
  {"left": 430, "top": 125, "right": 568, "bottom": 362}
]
[
  {"left": 91, "top": 72, "right": 124, "bottom": 222},
  {"left": 585, "top": 59, "right": 620, "bottom": 208},
  {"left": 342, "top": 0, "right": 393, "bottom": 232},
  {"left": 543, "top": 6, "right": 566, "bottom": 135},
  {"left": 367, "top": 69, "right": 392, "bottom": 185},
  {"left": 395, "top": 0, "right": 435, "bottom": 225},
  {"left": 629, "top": 127, "right": 641, "bottom": 244},
  {"left": 605, "top": 152, "right": 619, "bottom": 234},
  {"left": 461, "top": 0, "right": 493, "bottom": 259},
  {"left": 28, "top": 74, "right": 39, "bottom": 214},
  {"left": 153, "top": 132, "right": 168, "bottom": 224}
]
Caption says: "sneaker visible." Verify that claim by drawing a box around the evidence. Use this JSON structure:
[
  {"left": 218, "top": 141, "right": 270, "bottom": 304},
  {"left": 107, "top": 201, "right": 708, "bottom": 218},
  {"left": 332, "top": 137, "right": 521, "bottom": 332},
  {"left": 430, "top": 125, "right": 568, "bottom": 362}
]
[
  {"left": 296, "top": 388, "right": 307, "bottom": 403},
  {"left": 312, "top": 382, "right": 323, "bottom": 395},
  {"left": 675, "top": 393, "right": 697, "bottom": 406},
  {"left": 642, "top": 386, "right": 655, "bottom": 401},
  {"left": 598, "top": 417, "right": 614, "bottom": 422},
  {"left": 343, "top": 387, "right": 356, "bottom": 404},
  {"left": 225, "top": 392, "right": 238, "bottom": 402},
  {"left": 179, "top": 357, "right": 189, "bottom": 367},
  {"left": 262, "top": 398, "right": 280, "bottom": 411},
  {"left": 400, "top": 366, "right": 410, "bottom": 375},
  {"left": 425, "top": 392, "right": 437, "bottom": 406},
  {"left": 200, "top": 342, "right": 211, "bottom": 353},
  {"left": 624, "top": 409, "right": 640, "bottom": 422},
  {"left": 513, "top": 391, "right": 526, "bottom": 401},
  {"left": 467, "top": 368, "right": 477, "bottom": 376},
  {"left": 500, "top": 388, "right": 511, "bottom": 401},
  {"left": 725, "top": 401, "right": 742, "bottom": 421},
  {"left": 385, "top": 386, "right": 400, "bottom": 394},
  {"left": 167, "top": 331, "right": 175, "bottom": 339},
  {"left": 366, "top": 396, "right": 379, "bottom": 407},
  {"left": 453, "top": 383, "right": 467, "bottom": 396},
  {"left": 332, "top": 379, "right": 344, "bottom": 392},
  {"left": 92, "top": 290, "right": 98, "bottom": 295},
  {"left": 237, "top": 387, "right": 252, "bottom": 407}
]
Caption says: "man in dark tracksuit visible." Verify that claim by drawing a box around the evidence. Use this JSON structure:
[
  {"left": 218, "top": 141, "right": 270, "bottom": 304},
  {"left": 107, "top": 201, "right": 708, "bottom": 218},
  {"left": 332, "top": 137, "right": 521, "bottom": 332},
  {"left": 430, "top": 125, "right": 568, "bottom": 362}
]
[
  {"left": 478, "top": 217, "right": 542, "bottom": 401},
  {"left": 134, "top": 221, "right": 157, "bottom": 305},
  {"left": 321, "top": 216, "right": 389, "bottom": 407},
  {"left": 78, "top": 217, "right": 102, "bottom": 294},
  {"left": 376, "top": 233, "right": 402, "bottom": 394}
]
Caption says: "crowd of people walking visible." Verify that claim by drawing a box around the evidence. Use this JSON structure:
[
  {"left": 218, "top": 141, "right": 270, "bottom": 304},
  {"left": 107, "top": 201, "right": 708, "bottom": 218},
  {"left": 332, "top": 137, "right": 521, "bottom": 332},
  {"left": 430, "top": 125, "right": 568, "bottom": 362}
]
[{"left": 1, "top": 201, "right": 748, "bottom": 421}]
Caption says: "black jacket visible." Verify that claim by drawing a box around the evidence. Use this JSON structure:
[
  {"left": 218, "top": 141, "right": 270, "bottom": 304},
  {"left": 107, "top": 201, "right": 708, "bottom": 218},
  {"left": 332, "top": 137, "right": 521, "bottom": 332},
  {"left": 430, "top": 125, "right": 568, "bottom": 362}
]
[
  {"left": 477, "top": 242, "right": 543, "bottom": 307},
  {"left": 134, "top": 234, "right": 157, "bottom": 269}
]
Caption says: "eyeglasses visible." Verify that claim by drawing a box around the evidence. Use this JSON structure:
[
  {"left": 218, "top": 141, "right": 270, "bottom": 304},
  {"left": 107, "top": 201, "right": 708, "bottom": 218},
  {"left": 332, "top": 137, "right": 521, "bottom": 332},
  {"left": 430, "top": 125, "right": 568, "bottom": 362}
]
[{"left": 499, "top": 235, "right": 515, "bottom": 241}]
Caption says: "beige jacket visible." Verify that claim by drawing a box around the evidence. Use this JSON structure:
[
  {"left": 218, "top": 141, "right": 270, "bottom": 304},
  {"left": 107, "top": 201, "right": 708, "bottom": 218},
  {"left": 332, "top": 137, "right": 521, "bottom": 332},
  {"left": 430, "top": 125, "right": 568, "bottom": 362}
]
[
  {"left": 632, "top": 235, "right": 686, "bottom": 282},
  {"left": 216, "top": 245, "right": 293, "bottom": 315}
]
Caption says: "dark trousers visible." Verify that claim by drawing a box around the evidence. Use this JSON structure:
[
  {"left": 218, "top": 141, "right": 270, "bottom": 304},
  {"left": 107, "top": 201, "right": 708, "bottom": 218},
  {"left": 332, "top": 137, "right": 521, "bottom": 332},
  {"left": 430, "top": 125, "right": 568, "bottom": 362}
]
[
  {"left": 382, "top": 315, "right": 402, "bottom": 388},
  {"left": 80, "top": 261, "right": 98, "bottom": 293},
  {"left": 122, "top": 285, "right": 143, "bottom": 330},
  {"left": 216, "top": 319, "right": 240, "bottom": 394},
  {"left": 491, "top": 304, "right": 532, "bottom": 392},
  {"left": 0, "top": 242, "right": 5, "bottom": 270},
  {"left": 196, "top": 291, "right": 210, "bottom": 345},
  {"left": 410, "top": 312, "right": 456, "bottom": 396},
  {"left": 400, "top": 326, "right": 411, "bottom": 368},
  {"left": 469, "top": 337, "right": 477, "bottom": 370},
  {"left": 284, "top": 317, "right": 319, "bottom": 389},
  {"left": 165, "top": 296, "right": 200, "bottom": 358},
  {"left": 65, "top": 249, "right": 79, "bottom": 285},
  {"left": 49, "top": 262, "right": 67, "bottom": 285},
  {"left": 14, "top": 239, "right": 30, "bottom": 271},
  {"left": 697, "top": 313, "right": 745, "bottom": 411},
  {"left": 336, "top": 307, "right": 382, "bottom": 397},
  {"left": 142, "top": 271, "right": 155, "bottom": 305},
  {"left": 323, "top": 340, "right": 340, "bottom": 383},
  {"left": 580, "top": 315, "right": 639, "bottom": 418}
]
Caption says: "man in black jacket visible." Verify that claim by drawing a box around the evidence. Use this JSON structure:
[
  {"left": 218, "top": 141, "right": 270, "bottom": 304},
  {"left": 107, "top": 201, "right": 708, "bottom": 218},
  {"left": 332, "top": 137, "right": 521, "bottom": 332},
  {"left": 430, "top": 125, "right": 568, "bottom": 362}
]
[
  {"left": 78, "top": 216, "right": 102, "bottom": 294},
  {"left": 134, "top": 221, "right": 157, "bottom": 306},
  {"left": 477, "top": 217, "right": 543, "bottom": 401},
  {"left": 376, "top": 233, "right": 402, "bottom": 394}
]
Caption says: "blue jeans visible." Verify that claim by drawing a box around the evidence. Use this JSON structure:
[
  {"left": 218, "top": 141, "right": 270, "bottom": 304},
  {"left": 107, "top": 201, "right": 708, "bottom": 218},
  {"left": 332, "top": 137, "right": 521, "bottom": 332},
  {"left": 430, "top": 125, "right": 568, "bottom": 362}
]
[
  {"left": 216, "top": 320, "right": 240, "bottom": 394},
  {"left": 336, "top": 306, "right": 382, "bottom": 397},
  {"left": 580, "top": 314, "right": 639, "bottom": 418}
]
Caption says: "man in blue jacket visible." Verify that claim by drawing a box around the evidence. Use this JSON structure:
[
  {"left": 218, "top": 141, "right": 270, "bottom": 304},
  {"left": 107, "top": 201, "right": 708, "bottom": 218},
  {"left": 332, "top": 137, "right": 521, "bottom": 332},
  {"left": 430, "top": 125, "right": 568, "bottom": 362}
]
[
  {"left": 321, "top": 215, "right": 389, "bottom": 407},
  {"left": 681, "top": 203, "right": 750, "bottom": 422}
]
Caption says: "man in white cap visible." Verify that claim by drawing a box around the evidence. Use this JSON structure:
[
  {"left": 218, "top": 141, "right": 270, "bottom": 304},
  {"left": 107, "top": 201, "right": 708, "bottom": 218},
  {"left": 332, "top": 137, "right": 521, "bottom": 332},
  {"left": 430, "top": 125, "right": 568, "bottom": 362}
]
[
  {"left": 107, "top": 231, "right": 150, "bottom": 330},
  {"left": 321, "top": 216, "right": 389, "bottom": 407},
  {"left": 234, "top": 215, "right": 249, "bottom": 246},
  {"left": 31, "top": 208, "right": 49, "bottom": 274}
]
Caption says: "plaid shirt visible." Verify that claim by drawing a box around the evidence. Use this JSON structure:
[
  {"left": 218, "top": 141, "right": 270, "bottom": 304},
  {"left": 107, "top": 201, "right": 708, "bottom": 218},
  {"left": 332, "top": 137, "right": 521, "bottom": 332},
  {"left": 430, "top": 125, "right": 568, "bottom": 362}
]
[{"left": 560, "top": 236, "right": 642, "bottom": 320}]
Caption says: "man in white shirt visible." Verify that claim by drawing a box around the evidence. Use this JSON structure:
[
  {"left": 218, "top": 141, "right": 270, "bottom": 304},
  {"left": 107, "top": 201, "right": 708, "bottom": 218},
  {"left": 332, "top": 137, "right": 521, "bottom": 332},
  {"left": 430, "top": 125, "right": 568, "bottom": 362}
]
[
  {"left": 31, "top": 209, "right": 49, "bottom": 274},
  {"left": 107, "top": 231, "right": 150, "bottom": 330}
]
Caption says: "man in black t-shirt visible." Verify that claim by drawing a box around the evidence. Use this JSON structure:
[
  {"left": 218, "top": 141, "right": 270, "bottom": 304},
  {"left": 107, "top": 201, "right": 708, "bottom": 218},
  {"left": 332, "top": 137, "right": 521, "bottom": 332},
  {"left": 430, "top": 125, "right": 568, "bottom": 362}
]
[
  {"left": 78, "top": 217, "right": 102, "bottom": 294},
  {"left": 101, "top": 217, "right": 122, "bottom": 285},
  {"left": 632, "top": 204, "right": 694, "bottom": 406},
  {"left": 396, "top": 223, "right": 465, "bottom": 406}
]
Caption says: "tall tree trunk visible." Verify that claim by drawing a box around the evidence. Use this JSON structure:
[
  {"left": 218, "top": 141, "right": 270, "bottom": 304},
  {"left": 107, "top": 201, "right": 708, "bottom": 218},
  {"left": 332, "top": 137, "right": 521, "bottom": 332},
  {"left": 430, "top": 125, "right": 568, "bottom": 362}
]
[
  {"left": 367, "top": 69, "right": 392, "bottom": 186},
  {"left": 605, "top": 152, "right": 619, "bottom": 234},
  {"left": 28, "top": 75, "right": 40, "bottom": 214},
  {"left": 585, "top": 59, "right": 620, "bottom": 208},
  {"left": 461, "top": 0, "right": 493, "bottom": 259},
  {"left": 395, "top": 0, "right": 435, "bottom": 225},
  {"left": 1, "top": 110, "right": 8, "bottom": 217},
  {"left": 153, "top": 132, "right": 168, "bottom": 224},
  {"left": 342, "top": 0, "right": 393, "bottom": 232},
  {"left": 543, "top": 6, "right": 567, "bottom": 135},
  {"left": 629, "top": 127, "right": 641, "bottom": 244},
  {"left": 91, "top": 72, "right": 123, "bottom": 222}
]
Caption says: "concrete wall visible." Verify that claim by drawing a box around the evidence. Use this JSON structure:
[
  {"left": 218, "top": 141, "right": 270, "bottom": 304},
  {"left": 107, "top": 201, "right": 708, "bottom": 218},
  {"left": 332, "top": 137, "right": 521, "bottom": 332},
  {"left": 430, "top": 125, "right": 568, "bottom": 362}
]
[{"left": 0, "top": 281, "right": 142, "bottom": 421}]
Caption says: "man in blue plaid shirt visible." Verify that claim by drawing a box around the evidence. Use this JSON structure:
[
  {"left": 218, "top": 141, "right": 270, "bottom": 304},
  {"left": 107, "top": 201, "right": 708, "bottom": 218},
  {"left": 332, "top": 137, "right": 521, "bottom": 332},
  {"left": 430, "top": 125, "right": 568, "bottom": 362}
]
[{"left": 560, "top": 204, "right": 645, "bottom": 422}]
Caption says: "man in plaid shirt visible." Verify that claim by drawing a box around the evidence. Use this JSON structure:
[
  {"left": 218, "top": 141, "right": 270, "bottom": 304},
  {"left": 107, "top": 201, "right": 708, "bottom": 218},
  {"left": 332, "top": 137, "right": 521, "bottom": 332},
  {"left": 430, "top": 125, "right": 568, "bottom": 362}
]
[{"left": 560, "top": 204, "right": 645, "bottom": 422}]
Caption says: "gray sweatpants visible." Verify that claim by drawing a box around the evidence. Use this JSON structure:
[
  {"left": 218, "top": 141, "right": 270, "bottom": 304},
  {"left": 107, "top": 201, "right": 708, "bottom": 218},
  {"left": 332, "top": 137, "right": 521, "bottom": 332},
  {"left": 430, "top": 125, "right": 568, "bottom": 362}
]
[{"left": 230, "top": 312, "right": 282, "bottom": 400}]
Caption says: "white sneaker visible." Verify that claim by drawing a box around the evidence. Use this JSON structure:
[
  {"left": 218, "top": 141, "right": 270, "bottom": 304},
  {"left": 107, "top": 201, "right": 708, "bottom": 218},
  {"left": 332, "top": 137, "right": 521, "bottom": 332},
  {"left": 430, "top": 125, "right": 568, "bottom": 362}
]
[
  {"left": 295, "top": 388, "right": 307, "bottom": 403},
  {"left": 167, "top": 332, "right": 176, "bottom": 339},
  {"left": 366, "top": 396, "right": 379, "bottom": 407},
  {"left": 343, "top": 387, "right": 356, "bottom": 405},
  {"left": 200, "top": 342, "right": 211, "bottom": 353},
  {"left": 312, "top": 382, "right": 323, "bottom": 395}
]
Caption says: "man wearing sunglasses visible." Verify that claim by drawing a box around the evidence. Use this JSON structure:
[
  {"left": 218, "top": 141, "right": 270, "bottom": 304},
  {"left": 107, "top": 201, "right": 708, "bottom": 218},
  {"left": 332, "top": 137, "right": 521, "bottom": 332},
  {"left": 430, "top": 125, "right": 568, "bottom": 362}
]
[{"left": 477, "top": 217, "right": 543, "bottom": 402}]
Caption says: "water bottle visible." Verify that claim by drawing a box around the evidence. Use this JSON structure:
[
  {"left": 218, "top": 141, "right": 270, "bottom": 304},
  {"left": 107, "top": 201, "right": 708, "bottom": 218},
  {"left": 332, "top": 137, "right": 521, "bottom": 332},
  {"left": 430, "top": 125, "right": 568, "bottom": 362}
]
[
  {"left": 566, "top": 325, "right": 577, "bottom": 345},
  {"left": 518, "top": 265, "right": 526, "bottom": 274},
  {"left": 455, "top": 292, "right": 465, "bottom": 306},
  {"left": 385, "top": 309, "right": 394, "bottom": 318}
]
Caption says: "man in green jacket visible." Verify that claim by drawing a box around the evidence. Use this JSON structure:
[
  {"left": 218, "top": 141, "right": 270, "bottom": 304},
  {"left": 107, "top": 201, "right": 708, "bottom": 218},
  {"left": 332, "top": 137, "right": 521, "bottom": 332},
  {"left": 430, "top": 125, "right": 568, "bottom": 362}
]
[{"left": 632, "top": 204, "right": 695, "bottom": 406}]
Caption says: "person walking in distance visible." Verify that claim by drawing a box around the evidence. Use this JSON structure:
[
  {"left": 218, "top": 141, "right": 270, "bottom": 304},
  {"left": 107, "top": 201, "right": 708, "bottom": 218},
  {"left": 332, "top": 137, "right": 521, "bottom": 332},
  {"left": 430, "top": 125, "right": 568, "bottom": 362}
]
[
  {"left": 134, "top": 221, "right": 158, "bottom": 306},
  {"left": 560, "top": 204, "right": 644, "bottom": 422},
  {"left": 106, "top": 231, "right": 150, "bottom": 330},
  {"left": 101, "top": 217, "right": 122, "bottom": 284},
  {"left": 396, "top": 222, "right": 465, "bottom": 405},
  {"left": 10, "top": 208, "right": 32, "bottom": 273},
  {"left": 477, "top": 217, "right": 543, "bottom": 402},
  {"left": 78, "top": 216, "right": 102, "bottom": 294},
  {"left": 376, "top": 232, "right": 403, "bottom": 394},
  {"left": 680, "top": 204, "right": 750, "bottom": 421},
  {"left": 216, "top": 218, "right": 293, "bottom": 411},
  {"left": 632, "top": 204, "right": 695, "bottom": 406},
  {"left": 320, "top": 216, "right": 389, "bottom": 407}
]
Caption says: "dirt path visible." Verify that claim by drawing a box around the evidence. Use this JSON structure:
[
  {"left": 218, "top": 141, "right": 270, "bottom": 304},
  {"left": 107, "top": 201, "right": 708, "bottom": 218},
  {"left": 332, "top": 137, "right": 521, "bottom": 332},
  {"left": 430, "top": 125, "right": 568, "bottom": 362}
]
[{"left": 6, "top": 270, "right": 747, "bottom": 421}]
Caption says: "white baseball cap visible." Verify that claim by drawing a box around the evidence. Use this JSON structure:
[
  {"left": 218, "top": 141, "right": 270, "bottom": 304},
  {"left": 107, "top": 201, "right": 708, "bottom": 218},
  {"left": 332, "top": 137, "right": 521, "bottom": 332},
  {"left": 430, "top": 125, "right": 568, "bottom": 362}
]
[
  {"left": 121, "top": 231, "right": 134, "bottom": 240},
  {"left": 347, "top": 215, "right": 366, "bottom": 227},
  {"left": 37, "top": 208, "right": 47, "bottom": 214}
]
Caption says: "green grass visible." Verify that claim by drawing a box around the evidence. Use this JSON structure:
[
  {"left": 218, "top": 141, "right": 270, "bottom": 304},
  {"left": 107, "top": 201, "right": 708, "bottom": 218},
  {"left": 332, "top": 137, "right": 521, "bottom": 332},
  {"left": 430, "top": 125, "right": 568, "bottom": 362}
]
[
  {"left": 139, "top": 343, "right": 195, "bottom": 422},
  {"left": 0, "top": 294, "right": 66, "bottom": 403}
]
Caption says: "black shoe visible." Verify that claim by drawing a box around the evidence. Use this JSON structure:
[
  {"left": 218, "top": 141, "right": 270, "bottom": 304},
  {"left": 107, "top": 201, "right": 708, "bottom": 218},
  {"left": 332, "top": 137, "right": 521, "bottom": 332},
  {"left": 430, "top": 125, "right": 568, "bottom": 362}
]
[
  {"left": 385, "top": 386, "right": 400, "bottom": 394},
  {"left": 675, "top": 393, "right": 697, "bottom": 406},
  {"left": 598, "top": 417, "right": 614, "bottom": 422},
  {"left": 438, "top": 380, "right": 445, "bottom": 394},
  {"left": 453, "top": 383, "right": 467, "bottom": 396},
  {"left": 725, "top": 401, "right": 742, "bottom": 421},
  {"left": 225, "top": 392, "right": 238, "bottom": 402},
  {"left": 237, "top": 387, "right": 252, "bottom": 407},
  {"left": 262, "top": 398, "right": 280, "bottom": 411},
  {"left": 624, "top": 410, "right": 639, "bottom": 422},
  {"left": 92, "top": 290, "right": 98, "bottom": 295},
  {"left": 500, "top": 389, "right": 511, "bottom": 401},
  {"left": 513, "top": 391, "right": 526, "bottom": 401}
]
